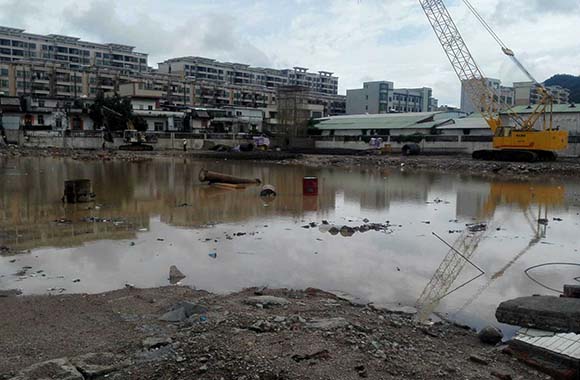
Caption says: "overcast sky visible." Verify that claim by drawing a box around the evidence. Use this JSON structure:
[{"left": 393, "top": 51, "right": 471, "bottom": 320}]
[{"left": 1, "top": 0, "right": 579, "bottom": 106}]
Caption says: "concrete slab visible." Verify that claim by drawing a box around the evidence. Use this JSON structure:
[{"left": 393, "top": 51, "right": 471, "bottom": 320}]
[{"left": 496, "top": 296, "right": 580, "bottom": 333}]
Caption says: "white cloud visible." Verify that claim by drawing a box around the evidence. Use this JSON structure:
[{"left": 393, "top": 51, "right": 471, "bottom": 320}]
[{"left": 0, "top": 0, "right": 578, "bottom": 106}]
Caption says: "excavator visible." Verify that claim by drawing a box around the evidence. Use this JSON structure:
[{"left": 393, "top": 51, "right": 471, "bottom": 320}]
[
  {"left": 419, "top": 0, "right": 568, "bottom": 162},
  {"left": 101, "top": 105, "right": 155, "bottom": 151}
]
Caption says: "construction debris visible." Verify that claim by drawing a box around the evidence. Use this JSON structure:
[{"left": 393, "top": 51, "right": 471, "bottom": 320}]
[{"left": 199, "top": 169, "right": 261, "bottom": 185}]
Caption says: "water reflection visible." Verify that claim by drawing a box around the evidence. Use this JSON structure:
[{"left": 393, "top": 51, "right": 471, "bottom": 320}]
[{"left": 1, "top": 156, "right": 579, "bottom": 331}]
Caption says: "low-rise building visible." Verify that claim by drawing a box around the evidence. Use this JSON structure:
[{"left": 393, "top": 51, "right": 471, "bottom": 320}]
[
  {"left": 313, "top": 112, "right": 455, "bottom": 137},
  {"left": 500, "top": 103, "right": 580, "bottom": 135}
]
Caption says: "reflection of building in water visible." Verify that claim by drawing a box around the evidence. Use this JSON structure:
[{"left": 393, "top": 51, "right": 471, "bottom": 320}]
[
  {"left": 455, "top": 179, "right": 566, "bottom": 220},
  {"left": 0, "top": 158, "right": 339, "bottom": 251},
  {"left": 323, "top": 171, "right": 432, "bottom": 211},
  {"left": 456, "top": 181, "right": 491, "bottom": 219}
]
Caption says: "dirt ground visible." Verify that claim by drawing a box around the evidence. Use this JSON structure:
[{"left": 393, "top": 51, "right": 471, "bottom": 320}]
[
  {"left": 2, "top": 146, "right": 580, "bottom": 179},
  {"left": 0, "top": 286, "right": 550, "bottom": 380}
]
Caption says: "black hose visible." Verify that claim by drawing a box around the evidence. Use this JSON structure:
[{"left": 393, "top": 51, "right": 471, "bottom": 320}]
[{"left": 524, "top": 262, "right": 580, "bottom": 294}]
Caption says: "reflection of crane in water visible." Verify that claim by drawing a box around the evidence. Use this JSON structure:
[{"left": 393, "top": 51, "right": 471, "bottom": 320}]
[
  {"left": 453, "top": 205, "right": 548, "bottom": 315},
  {"left": 416, "top": 181, "right": 564, "bottom": 321},
  {"left": 415, "top": 227, "right": 488, "bottom": 321}
]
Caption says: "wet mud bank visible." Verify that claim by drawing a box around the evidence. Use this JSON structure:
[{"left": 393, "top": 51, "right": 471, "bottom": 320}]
[
  {"left": 3, "top": 147, "right": 580, "bottom": 179},
  {"left": 0, "top": 286, "right": 548, "bottom": 380}
]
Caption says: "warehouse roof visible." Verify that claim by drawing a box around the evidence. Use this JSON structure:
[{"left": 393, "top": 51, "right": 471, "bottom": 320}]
[
  {"left": 314, "top": 112, "right": 451, "bottom": 130},
  {"left": 436, "top": 114, "right": 490, "bottom": 130},
  {"left": 504, "top": 104, "right": 580, "bottom": 114}
]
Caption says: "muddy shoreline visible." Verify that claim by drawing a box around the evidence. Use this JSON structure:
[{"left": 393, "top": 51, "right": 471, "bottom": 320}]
[
  {"left": 0, "top": 286, "right": 546, "bottom": 380},
  {"left": 2, "top": 146, "right": 580, "bottom": 179}
]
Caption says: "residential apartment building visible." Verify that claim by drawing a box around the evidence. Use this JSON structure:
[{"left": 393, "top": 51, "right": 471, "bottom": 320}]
[
  {"left": 0, "top": 26, "right": 148, "bottom": 72},
  {"left": 158, "top": 56, "right": 339, "bottom": 96},
  {"left": 513, "top": 81, "right": 570, "bottom": 106},
  {"left": 460, "top": 78, "right": 570, "bottom": 114},
  {"left": 346, "top": 81, "right": 437, "bottom": 115},
  {"left": 0, "top": 25, "right": 346, "bottom": 130}
]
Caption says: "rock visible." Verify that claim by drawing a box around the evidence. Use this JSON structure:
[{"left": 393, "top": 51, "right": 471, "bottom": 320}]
[
  {"left": 328, "top": 227, "right": 339, "bottom": 235},
  {"left": 160, "top": 302, "right": 208, "bottom": 322},
  {"left": 496, "top": 296, "right": 580, "bottom": 333},
  {"left": 339, "top": 226, "right": 356, "bottom": 237},
  {"left": 70, "top": 353, "right": 131, "bottom": 378},
  {"left": 273, "top": 316, "right": 286, "bottom": 323},
  {"left": 0, "top": 289, "right": 22, "bottom": 298},
  {"left": 468, "top": 354, "right": 489, "bottom": 365},
  {"left": 249, "top": 320, "right": 274, "bottom": 333},
  {"left": 478, "top": 326, "right": 504, "bottom": 345},
  {"left": 168, "top": 265, "right": 186, "bottom": 284},
  {"left": 244, "top": 296, "right": 290, "bottom": 308},
  {"left": 355, "top": 365, "right": 368, "bottom": 378},
  {"left": 306, "top": 317, "right": 349, "bottom": 330},
  {"left": 135, "top": 345, "right": 175, "bottom": 362},
  {"left": 143, "top": 336, "right": 173, "bottom": 350},
  {"left": 327, "top": 290, "right": 366, "bottom": 306},
  {"left": 11, "top": 358, "right": 84, "bottom": 380},
  {"left": 491, "top": 370, "right": 513, "bottom": 380},
  {"left": 370, "top": 303, "right": 418, "bottom": 316}
]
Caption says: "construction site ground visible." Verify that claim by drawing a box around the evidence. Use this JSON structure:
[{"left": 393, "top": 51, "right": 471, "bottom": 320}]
[{"left": 0, "top": 286, "right": 551, "bottom": 380}]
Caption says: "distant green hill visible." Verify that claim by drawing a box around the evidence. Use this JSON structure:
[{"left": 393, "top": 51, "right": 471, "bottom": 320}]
[{"left": 544, "top": 74, "right": 580, "bottom": 103}]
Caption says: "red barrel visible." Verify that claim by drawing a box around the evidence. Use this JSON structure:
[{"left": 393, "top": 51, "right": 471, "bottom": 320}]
[{"left": 303, "top": 176, "right": 318, "bottom": 196}]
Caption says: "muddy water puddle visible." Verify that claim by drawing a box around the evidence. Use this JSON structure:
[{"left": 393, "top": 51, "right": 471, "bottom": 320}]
[{"left": 1, "top": 156, "right": 580, "bottom": 332}]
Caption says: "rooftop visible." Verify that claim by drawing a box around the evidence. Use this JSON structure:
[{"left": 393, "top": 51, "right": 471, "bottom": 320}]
[
  {"left": 313, "top": 112, "right": 450, "bottom": 130},
  {"left": 0, "top": 25, "right": 146, "bottom": 55},
  {"left": 505, "top": 104, "right": 580, "bottom": 114},
  {"left": 160, "top": 56, "right": 338, "bottom": 78}
]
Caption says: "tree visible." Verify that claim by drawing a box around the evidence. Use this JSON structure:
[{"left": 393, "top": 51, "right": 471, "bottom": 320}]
[{"left": 88, "top": 93, "right": 140, "bottom": 131}]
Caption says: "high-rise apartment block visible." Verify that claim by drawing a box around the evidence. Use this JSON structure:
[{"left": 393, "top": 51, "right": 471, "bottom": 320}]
[{"left": 346, "top": 81, "right": 437, "bottom": 115}]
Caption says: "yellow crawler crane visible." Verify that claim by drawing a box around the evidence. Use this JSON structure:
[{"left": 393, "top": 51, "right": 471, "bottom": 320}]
[{"left": 419, "top": 0, "right": 568, "bottom": 162}]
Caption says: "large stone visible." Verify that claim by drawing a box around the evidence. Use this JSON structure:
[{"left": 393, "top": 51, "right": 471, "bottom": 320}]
[
  {"left": 10, "top": 358, "right": 83, "bottom": 380},
  {"left": 0, "top": 289, "right": 22, "bottom": 298},
  {"left": 244, "top": 296, "right": 290, "bottom": 308},
  {"left": 168, "top": 265, "right": 186, "bottom": 284},
  {"left": 159, "top": 301, "right": 208, "bottom": 322},
  {"left": 142, "top": 336, "right": 173, "bottom": 350},
  {"left": 306, "top": 317, "right": 349, "bottom": 330},
  {"left": 70, "top": 353, "right": 130, "bottom": 378},
  {"left": 496, "top": 296, "right": 580, "bottom": 333},
  {"left": 478, "top": 326, "right": 504, "bottom": 345},
  {"left": 370, "top": 303, "right": 418, "bottom": 316}
]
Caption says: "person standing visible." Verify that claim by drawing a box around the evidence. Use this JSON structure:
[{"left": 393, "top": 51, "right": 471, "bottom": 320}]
[{"left": 182, "top": 139, "right": 187, "bottom": 152}]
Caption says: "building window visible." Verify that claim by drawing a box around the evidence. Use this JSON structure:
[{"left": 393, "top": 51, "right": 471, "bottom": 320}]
[
  {"left": 148, "top": 105, "right": 153, "bottom": 110},
  {"left": 56, "top": 118, "right": 62, "bottom": 129},
  {"left": 38, "top": 100, "right": 45, "bottom": 107},
  {"left": 154, "top": 122, "right": 164, "bottom": 131},
  {"left": 38, "top": 115, "right": 44, "bottom": 125}
]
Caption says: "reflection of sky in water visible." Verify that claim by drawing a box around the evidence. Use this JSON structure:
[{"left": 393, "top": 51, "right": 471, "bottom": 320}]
[{"left": 1, "top": 157, "right": 580, "bottom": 330}]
